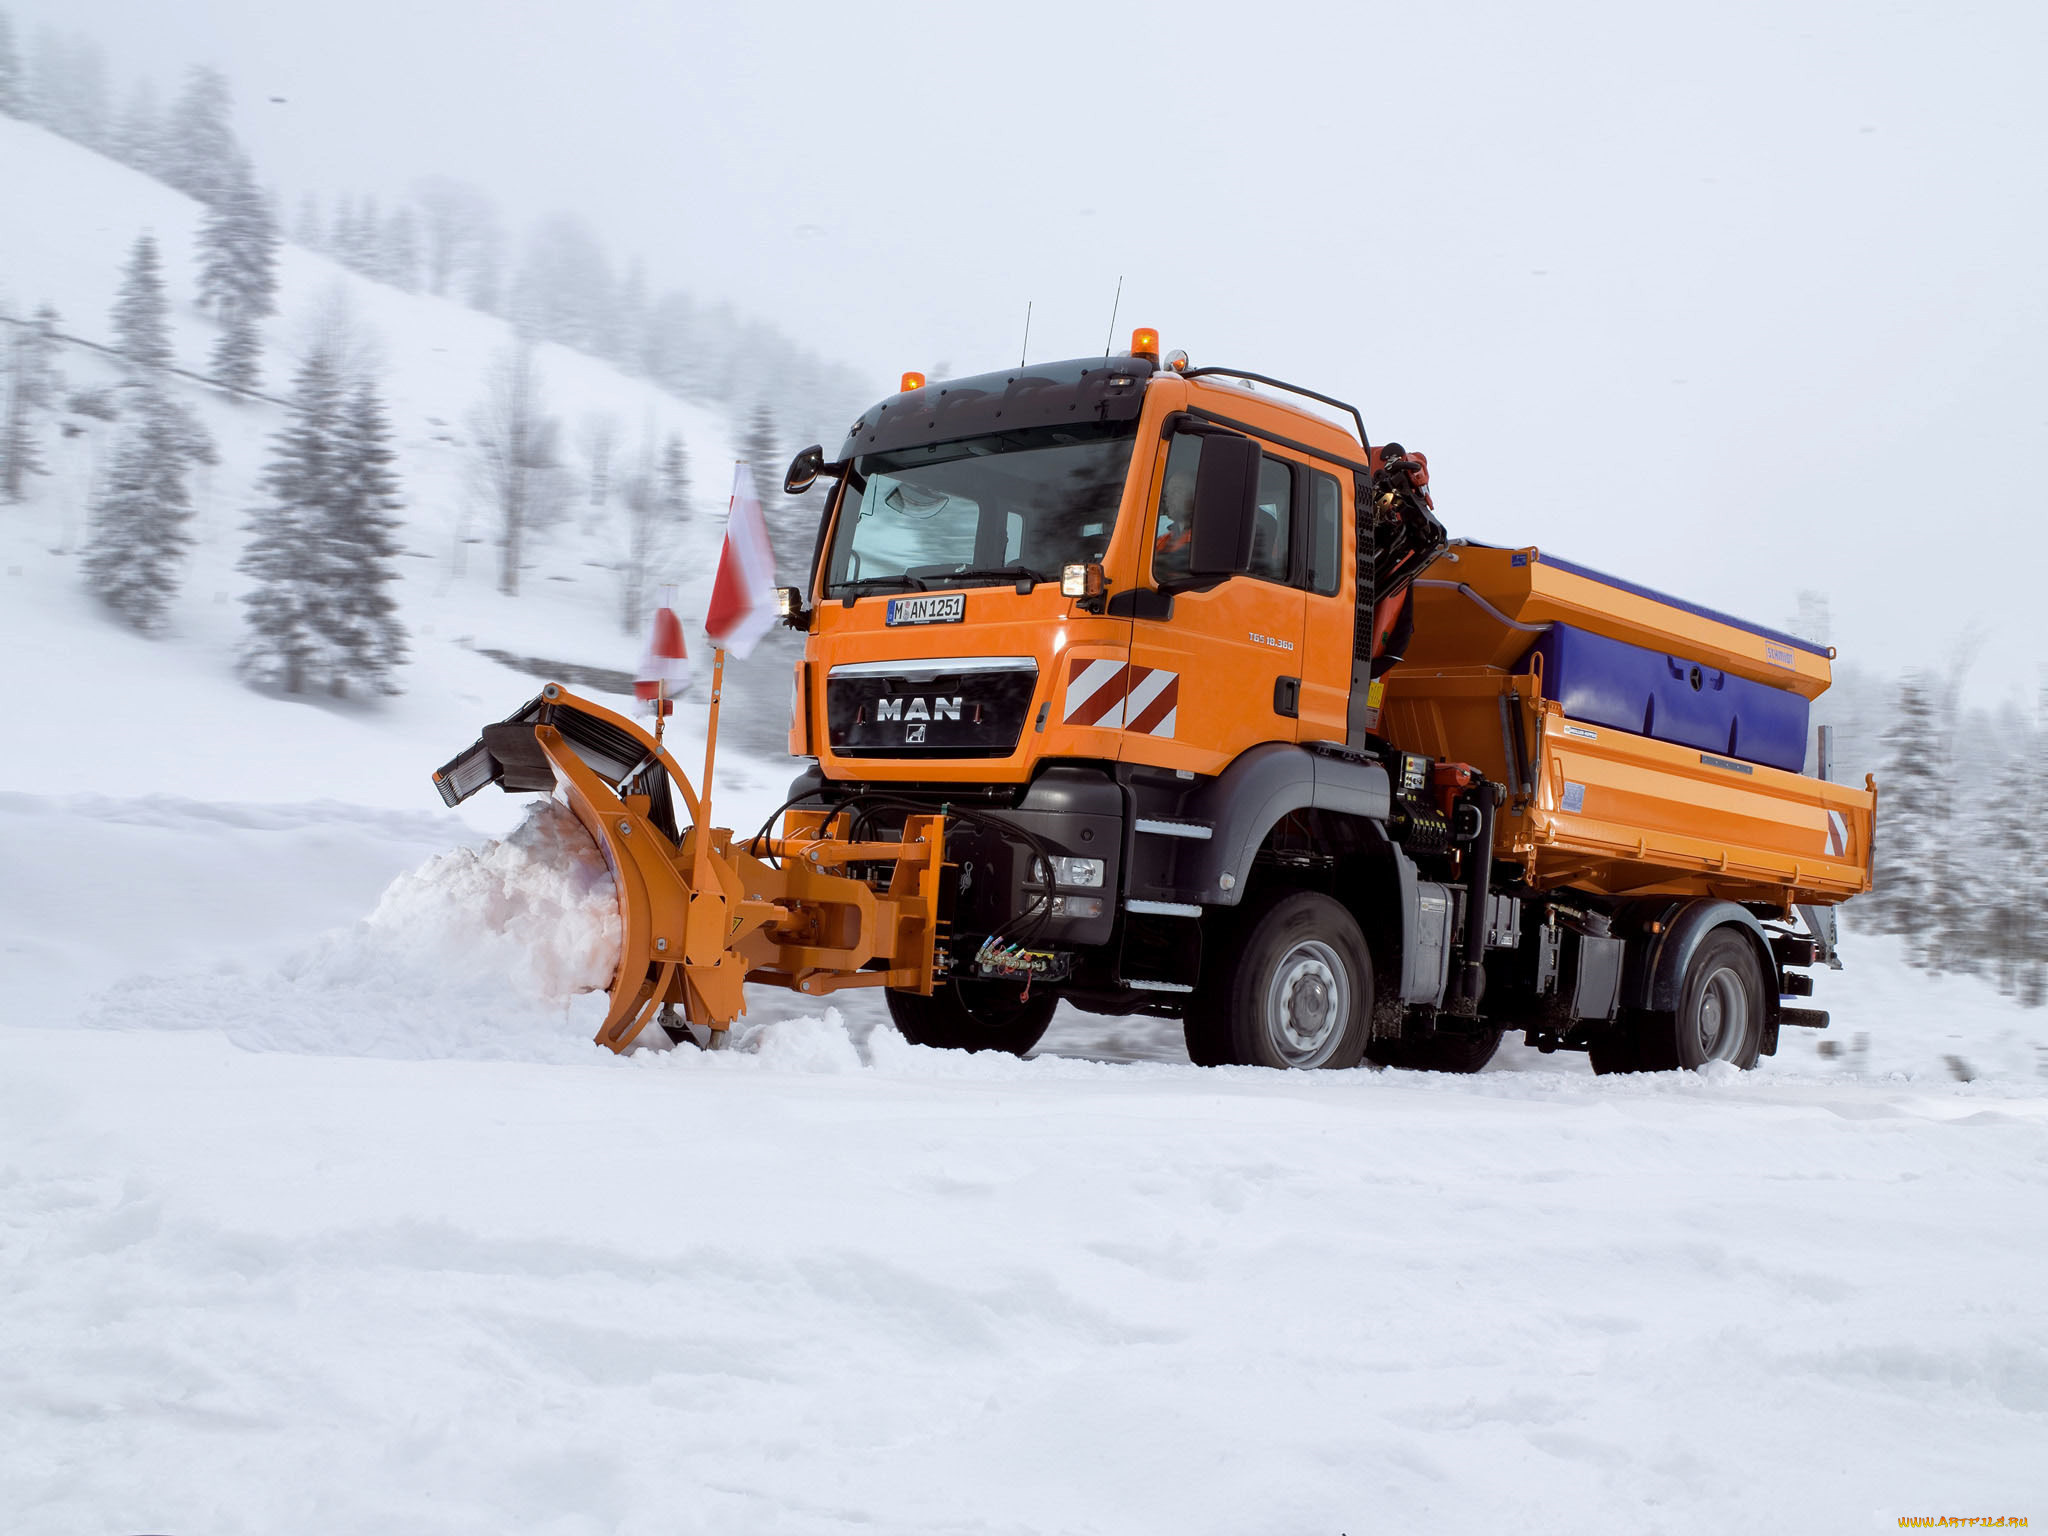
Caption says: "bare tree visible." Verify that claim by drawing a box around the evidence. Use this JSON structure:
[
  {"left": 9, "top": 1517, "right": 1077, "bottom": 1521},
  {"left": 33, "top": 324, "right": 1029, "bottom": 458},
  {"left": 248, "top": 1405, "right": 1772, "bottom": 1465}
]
[
  {"left": 469, "top": 344, "right": 567, "bottom": 596},
  {"left": 578, "top": 411, "right": 618, "bottom": 508},
  {"left": 293, "top": 282, "right": 386, "bottom": 386}
]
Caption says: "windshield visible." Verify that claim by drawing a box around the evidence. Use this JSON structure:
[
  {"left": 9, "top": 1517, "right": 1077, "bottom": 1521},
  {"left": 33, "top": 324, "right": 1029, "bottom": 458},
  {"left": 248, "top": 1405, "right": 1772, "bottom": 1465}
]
[{"left": 824, "top": 422, "right": 1134, "bottom": 595}]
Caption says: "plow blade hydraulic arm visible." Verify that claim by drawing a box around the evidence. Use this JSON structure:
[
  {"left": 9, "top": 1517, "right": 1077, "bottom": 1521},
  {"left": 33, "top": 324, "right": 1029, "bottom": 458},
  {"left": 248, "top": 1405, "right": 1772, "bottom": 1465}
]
[{"left": 434, "top": 685, "right": 945, "bottom": 1052}]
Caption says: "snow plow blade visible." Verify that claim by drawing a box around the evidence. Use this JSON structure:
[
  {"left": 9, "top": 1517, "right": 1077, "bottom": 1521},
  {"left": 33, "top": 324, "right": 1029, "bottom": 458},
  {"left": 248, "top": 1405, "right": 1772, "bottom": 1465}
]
[{"left": 434, "top": 684, "right": 945, "bottom": 1052}]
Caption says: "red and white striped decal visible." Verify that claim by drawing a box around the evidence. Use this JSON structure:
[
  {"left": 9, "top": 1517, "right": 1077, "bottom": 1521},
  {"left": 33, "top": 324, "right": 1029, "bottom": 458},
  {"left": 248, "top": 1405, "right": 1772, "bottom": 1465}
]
[
  {"left": 1063, "top": 655, "right": 1179, "bottom": 738},
  {"left": 1824, "top": 809, "right": 1850, "bottom": 857}
]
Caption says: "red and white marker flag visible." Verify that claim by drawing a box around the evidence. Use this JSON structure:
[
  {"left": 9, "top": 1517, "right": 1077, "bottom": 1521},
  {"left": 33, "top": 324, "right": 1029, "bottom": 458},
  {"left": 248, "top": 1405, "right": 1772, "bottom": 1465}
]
[
  {"left": 703, "top": 460, "right": 778, "bottom": 659},
  {"left": 634, "top": 584, "right": 692, "bottom": 714}
]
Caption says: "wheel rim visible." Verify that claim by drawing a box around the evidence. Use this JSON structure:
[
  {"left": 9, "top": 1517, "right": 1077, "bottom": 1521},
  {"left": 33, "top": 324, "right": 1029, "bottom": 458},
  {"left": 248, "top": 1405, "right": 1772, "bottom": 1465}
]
[
  {"left": 1694, "top": 965, "right": 1750, "bottom": 1062},
  {"left": 1262, "top": 939, "right": 1351, "bottom": 1068}
]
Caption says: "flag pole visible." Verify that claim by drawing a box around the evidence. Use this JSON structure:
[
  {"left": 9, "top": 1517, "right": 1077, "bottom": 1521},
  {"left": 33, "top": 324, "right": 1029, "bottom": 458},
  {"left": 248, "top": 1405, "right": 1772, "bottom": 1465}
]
[{"left": 694, "top": 645, "right": 725, "bottom": 894}]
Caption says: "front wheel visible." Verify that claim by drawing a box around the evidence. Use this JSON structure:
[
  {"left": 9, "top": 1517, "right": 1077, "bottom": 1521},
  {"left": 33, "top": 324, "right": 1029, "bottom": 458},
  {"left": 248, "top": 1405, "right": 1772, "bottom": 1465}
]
[
  {"left": 885, "top": 980, "right": 1056, "bottom": 1056},
  {"left": 1186, "top": 891, "right": 1372, "bottom": 1070}
]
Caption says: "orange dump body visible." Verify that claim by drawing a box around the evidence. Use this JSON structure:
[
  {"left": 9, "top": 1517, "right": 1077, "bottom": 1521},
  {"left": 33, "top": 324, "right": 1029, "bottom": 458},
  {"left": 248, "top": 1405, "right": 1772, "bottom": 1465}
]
[{"left": 1380, "top": 545, "right": 1875, "bottom": 908}]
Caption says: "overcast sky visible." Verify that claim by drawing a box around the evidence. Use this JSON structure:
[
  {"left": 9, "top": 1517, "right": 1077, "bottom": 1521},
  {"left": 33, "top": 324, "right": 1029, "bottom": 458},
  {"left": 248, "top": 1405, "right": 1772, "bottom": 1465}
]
[{"left": 22, "top": 0, "right": 2047, "bottom": 703}]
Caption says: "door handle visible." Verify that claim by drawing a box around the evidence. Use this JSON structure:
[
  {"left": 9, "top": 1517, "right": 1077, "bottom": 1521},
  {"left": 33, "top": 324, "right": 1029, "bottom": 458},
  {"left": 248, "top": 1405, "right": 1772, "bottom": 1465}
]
[{"left": 1273, "top": 676, "right": 1300, "bottom": 718}]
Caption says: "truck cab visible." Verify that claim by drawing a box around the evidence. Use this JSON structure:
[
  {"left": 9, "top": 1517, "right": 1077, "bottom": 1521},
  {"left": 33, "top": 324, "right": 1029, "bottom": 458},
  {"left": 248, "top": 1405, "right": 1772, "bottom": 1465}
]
[{"left": 776, "top": 336, "right": 1873, "bottom": 1072}]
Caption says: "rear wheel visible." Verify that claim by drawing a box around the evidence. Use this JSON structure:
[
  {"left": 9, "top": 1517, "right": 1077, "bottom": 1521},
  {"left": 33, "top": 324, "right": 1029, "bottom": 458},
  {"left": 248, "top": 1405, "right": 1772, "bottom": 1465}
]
[
  {"left": 1186, "top": 891, "right": 1372, "bottom": 1070},
  {"left": 1368, "top": 1027, "right": 1504, "bottom": 1074},
  {"left": 1590, "top": 929, "right": 1764, "bottom": 1074},
  {"left": 885, "top": 980, "right": 1056, "bottom": 1056}
]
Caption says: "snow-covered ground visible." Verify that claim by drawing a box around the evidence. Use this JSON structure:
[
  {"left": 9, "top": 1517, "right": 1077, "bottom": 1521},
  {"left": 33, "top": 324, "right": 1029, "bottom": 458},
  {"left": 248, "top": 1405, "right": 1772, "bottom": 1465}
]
[
  {"left": 6, "top": 908, "right": 2048, "bottom": 1534},
  {"left": 3, "top": 115, "right": 2046, "bottom": 1533}
]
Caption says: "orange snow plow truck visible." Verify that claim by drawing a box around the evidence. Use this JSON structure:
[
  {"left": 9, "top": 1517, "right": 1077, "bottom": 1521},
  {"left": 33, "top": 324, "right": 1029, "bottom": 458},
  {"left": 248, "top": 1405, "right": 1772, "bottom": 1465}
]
[{"left": 434, "top": 333, "right": 1875, "bottom": 1074}]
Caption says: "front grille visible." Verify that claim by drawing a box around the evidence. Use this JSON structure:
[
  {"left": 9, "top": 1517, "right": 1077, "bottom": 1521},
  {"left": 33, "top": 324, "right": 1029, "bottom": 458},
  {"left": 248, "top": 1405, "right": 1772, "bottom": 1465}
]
[{"left": 826, "top": 661, "right": 1038, "bottom": 759}]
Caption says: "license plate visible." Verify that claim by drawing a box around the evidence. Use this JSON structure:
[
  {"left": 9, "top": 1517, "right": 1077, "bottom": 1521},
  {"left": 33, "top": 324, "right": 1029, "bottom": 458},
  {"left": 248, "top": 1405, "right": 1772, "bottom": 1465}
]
[{"left": 886, "top": 593, "right": 965, "bottom": 626}]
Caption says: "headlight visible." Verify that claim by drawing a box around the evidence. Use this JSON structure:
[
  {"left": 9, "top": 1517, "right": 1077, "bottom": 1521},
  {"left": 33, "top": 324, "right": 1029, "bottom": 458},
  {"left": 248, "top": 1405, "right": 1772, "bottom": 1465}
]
[{"left": 1032, "top": 855, "right": 1105, "bottom": 889}]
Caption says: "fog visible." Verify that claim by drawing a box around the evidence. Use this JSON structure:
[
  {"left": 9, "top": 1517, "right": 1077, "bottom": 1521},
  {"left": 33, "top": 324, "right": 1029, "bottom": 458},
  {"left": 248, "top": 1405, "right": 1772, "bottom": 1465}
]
[{"left": 19, "top": 0, "right": 2046, "bottom": 700}]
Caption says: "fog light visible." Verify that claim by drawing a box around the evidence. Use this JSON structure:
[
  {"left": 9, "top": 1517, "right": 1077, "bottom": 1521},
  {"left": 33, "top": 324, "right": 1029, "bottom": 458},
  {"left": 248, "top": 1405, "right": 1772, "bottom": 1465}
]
[{"left": 1051, "top": 895, "right": 1103, "bottom": 919}]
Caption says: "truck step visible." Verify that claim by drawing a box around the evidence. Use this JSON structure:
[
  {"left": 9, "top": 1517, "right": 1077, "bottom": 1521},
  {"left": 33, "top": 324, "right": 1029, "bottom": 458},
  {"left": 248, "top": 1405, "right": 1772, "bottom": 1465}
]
[
  {"left": 1135, "top": 818, "right": 1213, "bottom": 840},
  {"left": 1779, "top": 1007, "right": 1830, "bottom": 1030},
  {"left": 1126, "top": 898, "right": 1203, "bottom": 918},
  {"left": 1124, "top": 977, "right": 1195, "bottom": 994}
]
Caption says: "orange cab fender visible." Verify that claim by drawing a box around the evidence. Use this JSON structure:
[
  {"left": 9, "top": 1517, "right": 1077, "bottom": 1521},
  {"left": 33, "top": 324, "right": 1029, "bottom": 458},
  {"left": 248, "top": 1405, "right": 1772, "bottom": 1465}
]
[
  {"left": 1623, "top": 898, "right": 1779, "bottom": 1018},
  {"left": 1177, "top": 744, "right": 1394, "bottom": 909}
]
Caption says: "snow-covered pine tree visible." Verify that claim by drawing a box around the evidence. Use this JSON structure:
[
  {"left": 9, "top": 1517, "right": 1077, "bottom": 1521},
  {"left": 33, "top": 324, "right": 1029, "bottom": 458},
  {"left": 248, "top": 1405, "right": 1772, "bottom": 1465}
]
[
  {"left": 1, "top": 302, "right": 60, "bottom": 501},
  {"left": 616, "top": 259, "right": 649, "bottom": 375},
  {"left": 465, "top": 226, "right": 504, "bottom": 315},
  {"left": 163, "top": 65, "right": 238, "bottom": 206},
  {"left": 0, "top": 11, "right": 23, "bottom": 119},
  {"left": 741, "top": 401, "right": 804, "bottom": 566},
  {"left": 350, "top": 195, "right": 383, "bottom": 278},
  {"left": 323, "top": 377, "right": 408, "bottom": 693},
  {"left": 383, "top": 205, "right": 420, "bottom": 292},
  {"left": 239, "top": 350, "right": 342, "bottom": 692},
  {"left": 111, "top": 77, "right": 161, "bottom": 176},
  {"left": 82, "top": 385, "right": 201, "bottom": 631},
  {"left": 293, "top": 194, "right": 322, "bottom": 252},
  {"left": 1982, "top": 752, "right": 2042, "bottom": 1001},
  {"left": 328, "top": 197, "right": 356, "bottom": 267},
  {"left": 1866, "top": 675, "right": 1947, "bottom": 960},
  {"left": 28, "top": 31, "right": 109, "bottom": 149},
  {"left": 196, "top": 152, "right": 279, "bottom": 320},
  {"left": 660, "top": 430, "right": 689, "bottom": 519},
  {"left": 112, "top": 233, "right": 171, "bottom": 374},
  {"left": 210, "top": 305, "right": 261, "bottom": 392}
]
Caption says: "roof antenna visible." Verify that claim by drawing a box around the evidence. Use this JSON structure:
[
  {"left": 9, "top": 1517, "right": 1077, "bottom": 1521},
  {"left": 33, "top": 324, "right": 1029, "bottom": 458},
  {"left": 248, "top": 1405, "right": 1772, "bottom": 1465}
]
[
  {"left": 1101, "top": 275, "right": 1123, "bottom": 356},
  {"left": 1020, "top": 300, "right": 1033, "bottom": 367}
]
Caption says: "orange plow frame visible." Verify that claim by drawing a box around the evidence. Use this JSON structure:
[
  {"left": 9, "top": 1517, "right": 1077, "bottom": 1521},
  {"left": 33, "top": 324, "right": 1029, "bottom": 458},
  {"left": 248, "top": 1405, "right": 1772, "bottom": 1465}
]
[{"left": 525, "top": 686, "right": 946, "bottom": 1053}]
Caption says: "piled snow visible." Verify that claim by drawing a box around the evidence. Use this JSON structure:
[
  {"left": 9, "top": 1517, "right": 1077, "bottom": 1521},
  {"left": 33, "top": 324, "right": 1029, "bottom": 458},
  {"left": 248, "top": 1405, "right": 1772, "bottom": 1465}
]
[
  {"left": 83, "top": 800, "right": 623, "bottom": 1063},
  {"left": 362, "top": 798, "right": 623, "bottom": 1001}
]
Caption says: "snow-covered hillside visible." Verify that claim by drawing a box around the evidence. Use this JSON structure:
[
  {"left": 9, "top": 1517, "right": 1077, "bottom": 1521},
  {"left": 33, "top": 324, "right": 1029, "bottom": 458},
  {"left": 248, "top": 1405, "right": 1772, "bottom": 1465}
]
[
  {"left": 3, "top": 112, "right": 2046, "bottom": 1536},
  {"left": 0, "top": 111, "right": 805, "bottom": 804}
]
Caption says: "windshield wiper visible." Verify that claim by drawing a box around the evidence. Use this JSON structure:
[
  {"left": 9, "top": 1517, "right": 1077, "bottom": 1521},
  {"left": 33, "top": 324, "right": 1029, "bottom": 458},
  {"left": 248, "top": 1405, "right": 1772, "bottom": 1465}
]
[
  {"left": 919, "top": 565, "right": 1053, "bottom": 590},
  {"left": 830, "top": 574, "right": 929, "bottom": 597}
]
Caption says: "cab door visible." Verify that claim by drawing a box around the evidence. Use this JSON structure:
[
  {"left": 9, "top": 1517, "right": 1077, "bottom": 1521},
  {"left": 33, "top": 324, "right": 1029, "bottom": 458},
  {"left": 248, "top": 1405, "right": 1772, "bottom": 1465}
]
[
  {"left": 1294, "top": 465, "right": 1355, "bottom": 744},
  {"left": 1117, "top": 430, "right": 1306, "bottom": 775}
]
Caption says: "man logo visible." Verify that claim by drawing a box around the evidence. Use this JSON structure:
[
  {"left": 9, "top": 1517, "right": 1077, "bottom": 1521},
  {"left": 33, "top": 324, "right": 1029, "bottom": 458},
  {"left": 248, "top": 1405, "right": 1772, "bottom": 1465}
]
[
  {"left": 875, "top": 696, "right": 960, "bottom": 724},
  {"left": 906, "top": 723, "right": 926, "bottom": 743}
]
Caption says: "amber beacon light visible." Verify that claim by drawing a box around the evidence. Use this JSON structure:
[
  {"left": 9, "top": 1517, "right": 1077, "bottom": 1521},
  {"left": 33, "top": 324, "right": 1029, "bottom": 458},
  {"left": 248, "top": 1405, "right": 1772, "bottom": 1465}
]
[
  {"left": 900, "top": 371, "right": 926, "bottom": 392},
  {"left": 1129, "top": 327, "right": 1160, "bottom": 362}
]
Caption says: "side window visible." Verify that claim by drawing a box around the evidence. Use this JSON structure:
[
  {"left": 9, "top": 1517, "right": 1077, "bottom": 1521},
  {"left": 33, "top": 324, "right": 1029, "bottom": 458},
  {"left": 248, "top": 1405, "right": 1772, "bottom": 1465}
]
[
  {"left": 1307, "top": 471, "right": 1342, "bottom": 596},
  {"left": 1248, "top": 456, "right": 1293, "bottom": 583},
  {"left": 1151, "top": 433, "right": 1201, "bottom": 584}
]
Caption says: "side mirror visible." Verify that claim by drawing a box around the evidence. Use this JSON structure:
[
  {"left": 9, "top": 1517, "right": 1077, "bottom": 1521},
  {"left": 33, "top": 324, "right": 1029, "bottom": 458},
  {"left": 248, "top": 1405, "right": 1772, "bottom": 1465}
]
[
  {"left": 1187, "top": 433, "right": 1261, "bottom": 577},
  {"left": 783, "top": 444, "right": 826, "bottom": 495}
]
